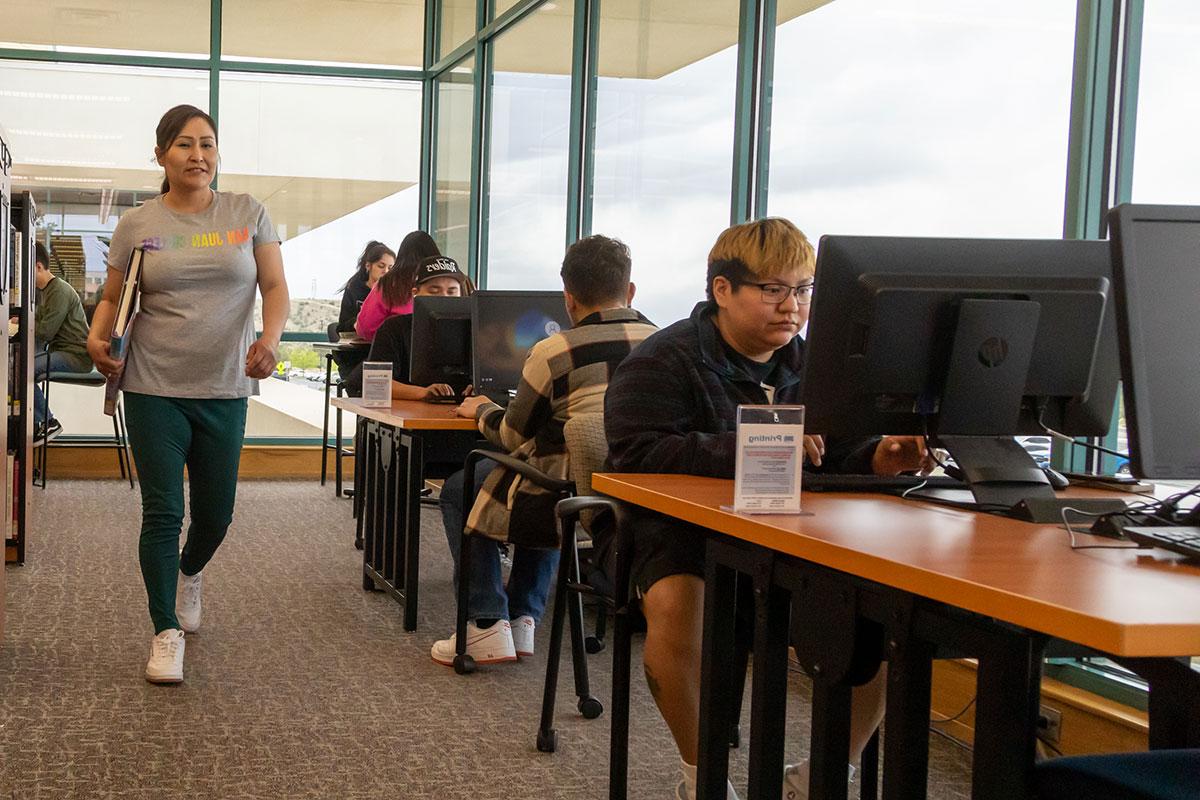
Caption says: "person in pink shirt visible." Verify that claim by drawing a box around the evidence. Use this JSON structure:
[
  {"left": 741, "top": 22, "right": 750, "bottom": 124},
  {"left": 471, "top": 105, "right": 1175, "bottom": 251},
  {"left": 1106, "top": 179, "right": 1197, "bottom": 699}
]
[{"left": 356, "top": 230, "right": 441, "bottom": 340}]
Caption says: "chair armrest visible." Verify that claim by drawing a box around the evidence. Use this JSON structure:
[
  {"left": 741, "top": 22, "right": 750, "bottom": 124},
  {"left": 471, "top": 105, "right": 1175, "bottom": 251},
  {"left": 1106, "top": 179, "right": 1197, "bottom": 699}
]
[
  {"left": 467, "top": 449, "right": 573, "bottom": 494},
  {"left": 556, "top": 495, "right": 616, "bottom": 521}
]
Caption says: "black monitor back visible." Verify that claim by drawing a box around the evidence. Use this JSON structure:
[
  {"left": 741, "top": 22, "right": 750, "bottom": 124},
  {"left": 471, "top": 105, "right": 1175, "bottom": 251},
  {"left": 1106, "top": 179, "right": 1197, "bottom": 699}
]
[
  {"left": 410, "top": 296, "right": 473, "bottom": 392},
  {"left": 801, "top": 235, "right": 1118, "bottom": 440},
  {"left": 1109, "top": 203, "right": 1200, "bottom": 479},
  {"left": 471, "top": 291, "right": 571, "bottom": 403}
]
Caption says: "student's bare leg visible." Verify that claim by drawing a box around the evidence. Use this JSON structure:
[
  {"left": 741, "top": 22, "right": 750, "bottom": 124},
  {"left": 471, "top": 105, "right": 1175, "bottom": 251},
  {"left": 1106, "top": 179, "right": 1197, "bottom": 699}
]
[
  {"left": 849, "top": 665, "right": 887, "bottom": 759},
  {"left": 640, "top": 573, "right": 705, "bottom": 764}
]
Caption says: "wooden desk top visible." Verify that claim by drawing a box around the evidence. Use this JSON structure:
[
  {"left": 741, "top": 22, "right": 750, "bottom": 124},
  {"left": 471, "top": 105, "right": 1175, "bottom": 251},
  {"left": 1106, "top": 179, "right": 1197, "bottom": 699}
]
[
  {"left": 330, "top": 396, "right": 477, "bottom": 431},
  {"left": 593, "top": 473, "right": 1200, "bottom": 657}
]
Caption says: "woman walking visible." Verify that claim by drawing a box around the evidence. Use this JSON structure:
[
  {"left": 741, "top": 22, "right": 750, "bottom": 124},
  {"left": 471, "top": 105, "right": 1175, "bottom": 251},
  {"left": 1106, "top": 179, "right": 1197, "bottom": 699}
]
[{"left": 88, "top": 104, "right": 290, "bottom": 683}]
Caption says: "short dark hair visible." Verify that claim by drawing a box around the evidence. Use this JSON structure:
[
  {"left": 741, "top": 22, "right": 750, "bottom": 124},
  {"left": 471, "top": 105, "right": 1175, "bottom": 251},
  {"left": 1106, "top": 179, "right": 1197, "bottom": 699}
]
[
  {"left": 34, "top": 242, "right": 51, "bottom": 269},
  {"left": 560, "top": 235, "right": 632, "bottom": 307}
]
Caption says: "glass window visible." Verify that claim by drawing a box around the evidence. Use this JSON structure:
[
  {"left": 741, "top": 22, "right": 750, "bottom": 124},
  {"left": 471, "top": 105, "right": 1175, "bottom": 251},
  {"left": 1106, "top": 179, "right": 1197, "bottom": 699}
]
[
  {"left": 1131, "top": 0, "right": 1200, "bottom": 203},
  {"left": 0, "top": 61, "right": 209, "bottom": 193},
  {"left": 220, "top": 72, "right": 421, "bottom": 438},
  {"left": 439, "top": 0, "right": 478, "bottom": 60},
  {"left": 222, "top": 0, "right": 424, "bottom": 69},
  {"left": 0, "top": 0, "right": 208, "bottom": 58},
  {"left": 768, "top": 0, "right": 1076, "bottom": 243},
  {"left": 485, "top": 1, "right": 574, "bottom": 289},
  {"left": 590, "top": 0, "right": 741, "bottom": 328},
  {"left": 433, "top": 57, "right": 477, "bottom": 266},
  {"left": 494, "top": 0, "right": 524, "bottom": 19}
]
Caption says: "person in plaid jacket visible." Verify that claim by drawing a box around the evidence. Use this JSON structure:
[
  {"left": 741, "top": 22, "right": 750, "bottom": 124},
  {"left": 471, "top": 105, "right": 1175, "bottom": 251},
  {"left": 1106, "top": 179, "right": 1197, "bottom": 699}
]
[{"left": 431, "top": 235, "right": 656, "bottom": 667}]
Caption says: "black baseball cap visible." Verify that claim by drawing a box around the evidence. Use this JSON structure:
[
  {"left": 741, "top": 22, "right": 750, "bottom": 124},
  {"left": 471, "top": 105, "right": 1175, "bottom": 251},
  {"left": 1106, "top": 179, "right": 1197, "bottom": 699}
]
[{"left": 414, "top": 255, "right": 468, "bottom": 287}]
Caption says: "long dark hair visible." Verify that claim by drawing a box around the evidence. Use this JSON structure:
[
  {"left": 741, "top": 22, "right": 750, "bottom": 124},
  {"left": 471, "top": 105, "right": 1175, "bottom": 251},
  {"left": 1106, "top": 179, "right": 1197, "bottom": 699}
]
[
  {"left": 377, "top": 230, "right": 440, "bottom": 307},
  {"left": 339, "top": 240, "right": 395, "bottom": 293},
  {"left": 156, "top": 104, "right": 218, "bottom": 194}
]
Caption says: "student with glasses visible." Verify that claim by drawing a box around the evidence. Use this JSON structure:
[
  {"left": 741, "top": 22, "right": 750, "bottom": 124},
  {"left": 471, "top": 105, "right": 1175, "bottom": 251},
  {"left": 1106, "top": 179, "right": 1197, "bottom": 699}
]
[{"left": 603, "top": 217, "right": 933, "bottom": 800}]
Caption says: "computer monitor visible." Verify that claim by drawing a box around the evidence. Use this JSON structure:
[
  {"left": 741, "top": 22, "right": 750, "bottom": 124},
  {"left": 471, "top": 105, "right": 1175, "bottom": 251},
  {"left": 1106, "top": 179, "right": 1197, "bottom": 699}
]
[
  {"left": 409, "top": 296, "right": 473, "bottom": 393},
  {"left": 801, "top": 235, "right": 1120, "bottom": 517},
  {"left": 471, "top": 291, "right": 572, "bottom": 403},
  {"left": 1109, "top": 203, "right": 1200, "bottom": 480}
]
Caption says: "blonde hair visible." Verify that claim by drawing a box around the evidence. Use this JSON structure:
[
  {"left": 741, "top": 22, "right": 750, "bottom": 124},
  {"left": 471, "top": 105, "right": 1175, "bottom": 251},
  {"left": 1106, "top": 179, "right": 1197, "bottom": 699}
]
[{"left": 705, "top": 217, "right": 815, "bottom": 299}]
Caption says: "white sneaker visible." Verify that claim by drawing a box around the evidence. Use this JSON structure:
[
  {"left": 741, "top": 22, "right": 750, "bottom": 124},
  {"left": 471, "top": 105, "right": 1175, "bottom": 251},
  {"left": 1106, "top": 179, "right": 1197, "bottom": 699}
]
[
  {"left": 677, "top": 760, "right": 740, "bottom": 800},
  {"left": 512, "top": 615, "right": 535, "bottom": 656},
  {"left": 145, "top": 628, "right": 185, "bottom": 684},
  {"left": 176, "top": 570, "right": 203, "bottom": 633},
  {"left": 430, "top": 620, "right": 517, "bottom": 666},
  {"left": 782, "top": 760, "right": 856, "bottom": 800}
]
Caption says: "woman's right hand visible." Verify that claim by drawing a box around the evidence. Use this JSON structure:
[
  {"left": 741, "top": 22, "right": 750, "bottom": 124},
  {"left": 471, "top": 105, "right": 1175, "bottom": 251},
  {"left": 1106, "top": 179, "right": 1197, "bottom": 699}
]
[
  {"left": 88, "top": 337, "right": 125, "bottom": 380},
  {"left": 424, "top": 383, "right": 455, "bottom": 399}
]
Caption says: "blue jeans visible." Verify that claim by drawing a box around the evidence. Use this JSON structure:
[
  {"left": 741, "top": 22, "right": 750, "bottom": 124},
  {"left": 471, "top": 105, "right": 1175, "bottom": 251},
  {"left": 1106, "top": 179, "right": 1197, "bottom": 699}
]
[
  {"left": 440, "top": 458, "right": 561, "bottom": 623},
  {"left": 34, "top": 349, "right": 94, "bottom": 425}
]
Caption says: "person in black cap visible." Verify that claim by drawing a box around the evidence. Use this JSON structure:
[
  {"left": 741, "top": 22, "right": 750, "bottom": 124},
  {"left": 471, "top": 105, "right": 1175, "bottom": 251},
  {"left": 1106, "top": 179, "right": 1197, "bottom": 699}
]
[{"left": 342, "top": 255, "right": 473, "bottom": 399}]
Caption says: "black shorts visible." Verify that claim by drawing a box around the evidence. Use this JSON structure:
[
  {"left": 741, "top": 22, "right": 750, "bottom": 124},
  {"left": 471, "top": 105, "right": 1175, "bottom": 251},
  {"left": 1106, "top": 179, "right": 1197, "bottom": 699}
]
[
  {"left": 590, "top": 504, "right": 706, "bottom": 596},
  {"left": 627, "top": 507, "right": 707, "bottom": 595}
]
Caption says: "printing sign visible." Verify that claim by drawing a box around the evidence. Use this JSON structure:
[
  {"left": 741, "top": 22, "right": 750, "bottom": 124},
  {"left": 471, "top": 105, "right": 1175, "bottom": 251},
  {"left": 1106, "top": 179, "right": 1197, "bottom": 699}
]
[
  {"left": 733, "top": 405, "right": 806, "bottom": 514},
  {"left": 361, "top": 361, "right": 393, "bottom": 408}
]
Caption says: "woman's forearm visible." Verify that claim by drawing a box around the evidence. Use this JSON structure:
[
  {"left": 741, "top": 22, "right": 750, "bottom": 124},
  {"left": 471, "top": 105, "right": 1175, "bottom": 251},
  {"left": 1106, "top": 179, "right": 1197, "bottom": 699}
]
[
  {"left": 88, "top": 297, "right": 118, "bottom": 347},
  {"left": 259, "top": 283, "right": 290, "bottom": 347}
]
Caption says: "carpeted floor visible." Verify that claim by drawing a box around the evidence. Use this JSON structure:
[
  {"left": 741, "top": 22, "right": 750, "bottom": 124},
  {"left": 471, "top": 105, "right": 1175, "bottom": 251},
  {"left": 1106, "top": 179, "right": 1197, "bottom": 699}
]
[{"left": 0, "top": 479, "right": 973, "bottom": 799}]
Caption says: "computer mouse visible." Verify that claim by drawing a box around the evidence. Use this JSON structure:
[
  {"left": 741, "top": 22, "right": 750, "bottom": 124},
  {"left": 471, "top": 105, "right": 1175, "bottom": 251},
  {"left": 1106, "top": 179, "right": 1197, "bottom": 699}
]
[{"left": 1042, "top": 466, "right": 1070, "bottom": 490}]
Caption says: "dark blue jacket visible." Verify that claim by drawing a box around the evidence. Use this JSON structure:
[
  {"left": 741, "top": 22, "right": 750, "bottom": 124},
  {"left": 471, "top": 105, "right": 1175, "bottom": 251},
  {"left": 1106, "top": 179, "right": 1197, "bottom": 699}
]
[
  {"left": 603, "top": 301, "right": 878, "bottom": 552},
  {"left": 605, "top": 301, "right": 877, "bottom": 478}
]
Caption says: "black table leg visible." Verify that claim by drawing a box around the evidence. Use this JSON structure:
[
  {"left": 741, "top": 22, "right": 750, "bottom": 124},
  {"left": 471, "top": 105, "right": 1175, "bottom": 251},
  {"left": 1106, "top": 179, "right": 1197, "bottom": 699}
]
[
  {"left": 746, "top": 567, "right": 790, "bottom": 800},
  {"left": 1119, "top": 656, "right": 1200, "bottom": 748},
  {"left": 321, "top": 352, "right": 332, "bottom": 486},
  {"left": 971, "top": 632, "right": 1044, "bottom": 800},
  {"left": 697, "top": 541, "right": 739, "bottom": 800},
  {"left": 882, "top": 602, "right": 934, "bottom": 800},
  {"left": 401, "top": 431, "right": 424, "bottom": 632}
]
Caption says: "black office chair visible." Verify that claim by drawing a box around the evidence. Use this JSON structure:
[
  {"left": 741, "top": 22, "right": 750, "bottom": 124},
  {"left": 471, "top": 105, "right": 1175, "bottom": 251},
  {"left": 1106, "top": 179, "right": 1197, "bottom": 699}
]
[
  {"left": 535, "top": 413, "right": 615, "bottom": 751},
  {"left": 1034, "top": 749, "right": 1200, "bottom": 800}
]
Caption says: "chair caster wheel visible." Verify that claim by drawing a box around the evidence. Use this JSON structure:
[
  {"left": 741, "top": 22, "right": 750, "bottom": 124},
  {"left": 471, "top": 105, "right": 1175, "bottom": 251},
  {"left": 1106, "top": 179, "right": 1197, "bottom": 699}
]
[
  {"left": 354, "top": 538, "right": 364, "bottom": 551},
  {"left": 536, "top": 729, "right": 558, "bottom": 753},
  {"left": 584, "top": 636, "right": 605, "bottom": 654},
  {"left": 362, "top": 574, "right": 377, "bottom": 591},
  {"left": 578, "top": 696, "right": 603, "bottom": 719},
  {"left": 728, "top": 725, "right": 740, "bottom": 749},
  {"left": 453, "top": 654, "right": 476, "bottom": 675}
]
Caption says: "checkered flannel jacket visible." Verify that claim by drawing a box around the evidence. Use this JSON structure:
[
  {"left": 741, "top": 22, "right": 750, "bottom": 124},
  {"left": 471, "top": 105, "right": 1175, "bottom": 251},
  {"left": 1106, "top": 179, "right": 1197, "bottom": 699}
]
[{"left": 464, "top": 307, "right": 657, "bottom": 548}]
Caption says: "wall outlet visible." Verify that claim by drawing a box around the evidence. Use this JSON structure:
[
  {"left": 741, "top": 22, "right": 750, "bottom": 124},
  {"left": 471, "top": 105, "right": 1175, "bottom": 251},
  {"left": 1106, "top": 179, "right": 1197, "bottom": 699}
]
[{"left": 1038, "top": 705, "right": 1063, "bottom": 745}]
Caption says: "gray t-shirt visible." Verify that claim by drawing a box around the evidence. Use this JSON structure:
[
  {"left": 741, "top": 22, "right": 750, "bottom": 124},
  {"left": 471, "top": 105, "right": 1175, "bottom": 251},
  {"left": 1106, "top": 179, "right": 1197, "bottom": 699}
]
[{"left": 107, "top": 192, "right": 280, "bottom": 399}]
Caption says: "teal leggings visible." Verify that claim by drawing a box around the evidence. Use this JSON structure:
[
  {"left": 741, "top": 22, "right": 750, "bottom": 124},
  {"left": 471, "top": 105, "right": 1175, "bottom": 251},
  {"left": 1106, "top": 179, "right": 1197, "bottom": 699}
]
[{"left": 124, "top": 393, "right": 248, "bottom": 633}]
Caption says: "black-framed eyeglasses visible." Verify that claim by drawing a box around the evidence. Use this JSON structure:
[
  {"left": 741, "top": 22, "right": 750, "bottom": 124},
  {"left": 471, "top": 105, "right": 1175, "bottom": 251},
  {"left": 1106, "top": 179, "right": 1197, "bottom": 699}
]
[{"left": 745, "top": 281, "right": 815, "bottom": 305}]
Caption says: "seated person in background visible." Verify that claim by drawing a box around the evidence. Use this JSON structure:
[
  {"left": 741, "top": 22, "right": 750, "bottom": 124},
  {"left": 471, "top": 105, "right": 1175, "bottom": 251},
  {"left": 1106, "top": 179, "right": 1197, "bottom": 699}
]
[
  {"left": 31, "top": 242, "right": 93, "bottom": 441},
  {"left": 336, "top": 240, "right": 395, "bottom": 334},
  {"left": 603, "top": 218, "right": 932, "bottom": 800},
  {"left": 333, "top": 241, "right": 394, "bottom": 379},
  {"left": 354, "top": 230, "right": 442, "bottom": 342},
  {"left": 340, "top": 256, "right": 471, "bottom": 398},
  {"left": 432, "top": 235, "right": 657, "bottom": 666}
]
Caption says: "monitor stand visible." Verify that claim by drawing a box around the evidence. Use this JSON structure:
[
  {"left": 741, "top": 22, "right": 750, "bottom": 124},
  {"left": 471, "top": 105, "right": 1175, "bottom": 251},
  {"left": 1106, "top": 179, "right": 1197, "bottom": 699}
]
[{"left": 939, "top": 436, "right": 1126, "bottom": 523}]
